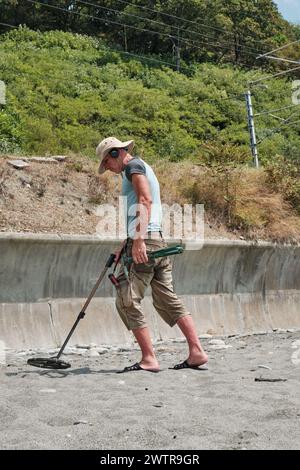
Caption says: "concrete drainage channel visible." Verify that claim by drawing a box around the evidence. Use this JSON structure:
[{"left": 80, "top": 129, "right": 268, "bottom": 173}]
[{"left": 0, "top": 233, "right": 299, "bottom": 351}]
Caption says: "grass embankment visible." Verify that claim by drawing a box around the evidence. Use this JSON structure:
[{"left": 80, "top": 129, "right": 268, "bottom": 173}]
[{"left": 0, "top": 28, "right": 299, "bottom": 241}]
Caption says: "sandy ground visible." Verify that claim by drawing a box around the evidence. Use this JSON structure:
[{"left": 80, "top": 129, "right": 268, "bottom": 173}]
[{"left": 0, "top": 331, "right": 300, "bottom": 450}]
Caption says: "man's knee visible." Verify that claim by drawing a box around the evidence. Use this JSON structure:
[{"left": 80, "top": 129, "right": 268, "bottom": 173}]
[{"left": 115, "top": 297, "right": 147, "bottom": 330}]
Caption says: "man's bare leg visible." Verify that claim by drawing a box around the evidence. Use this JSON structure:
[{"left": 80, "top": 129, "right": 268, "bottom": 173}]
[
  {"left": 132, "top": 326, "right": 160, "bottom": 371},
  {"left": 176, "top": 315, "right": 208, "bottom": 366}
]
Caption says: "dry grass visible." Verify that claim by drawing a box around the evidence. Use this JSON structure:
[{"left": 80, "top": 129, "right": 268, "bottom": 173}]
[
  {"left": 0, "top": 154, "right": 299, "bottom": 242},
  {"left": 232, "top": 168, "right": 300, "bottom": 242},
  {"left": 160, "top": 163, "right": 300, "bottom": 243}
]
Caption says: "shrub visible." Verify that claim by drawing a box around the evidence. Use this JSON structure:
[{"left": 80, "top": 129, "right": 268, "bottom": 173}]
[{"left": 265, "top": 155, "right": 300, "bottom": 213}]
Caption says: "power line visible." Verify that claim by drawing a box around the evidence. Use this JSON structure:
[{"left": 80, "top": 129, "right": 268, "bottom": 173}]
[
  {"left": 258, "top": 55, "right": 300, "bottom": 65},
  {"left": 77, "top": 0, "right": 177, "bottom": 31},
  {"left": 2, "top": 2, "right": 293, "bottom": 76},
  {"left": 2, "top": 20, "right": 297, "bottom": 153},
  {"left": 23, "top": 0, "right": 227, "bottom": 52},
  {"left": 255, "top": 103, "right": 300, "bottom": 117},
  {"left": 0, "top": 19, "right": 185, "bottom": 71},
  {"left": 0, "top": 44, "right": 185, "bottom": 72},
  {"left": 2, "top": 15, "right": 297, "bottom": 150},
  {"left": 177, "top": 35, "right": 261, "bottom": 62},
  {"left": 249, "top": 65, "right": 300, "bottom": 85},
  {"left": 112, "top": 49, "right": 185, "bottom": 69},
  {"left": 258, "top": 120, "right": 300, "bottom": 144},
  {"left": 24, "top": 0, "right": 182, "bottom": 43},
  {"left": 23, "top": 0, "right": 264, "bottom": 70},
  {"left": 257, "top": 39, "right": 300, "bottom": 59},
  {"left": 197, "top": 93, "right": 246, "bottom": 105},
  {"left": 0, "top": 22, "right": 17, "bottom": 29},
  {"left": 108, "top": 0, "right": 272, "bottom": 49},
  {"left": 257, "top": 115, "right": 300, "bottom": 144},
  {"left": 0, "top": 18, "right": 261, "bottom": 76},
  {"left": 76, "top": 0, "right": 267, "bottom": 57}
]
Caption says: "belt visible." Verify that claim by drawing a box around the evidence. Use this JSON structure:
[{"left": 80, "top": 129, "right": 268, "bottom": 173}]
[
  {"left": 127, "top": 231, "right": 163, "bottom": 240},
  {"left": 146, "top": 231, "right": 163, "bottom": 239}
]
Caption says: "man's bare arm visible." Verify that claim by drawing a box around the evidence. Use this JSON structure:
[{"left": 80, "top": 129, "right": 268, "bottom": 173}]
[{"left": 131, "top": 174, "right": 152, "bottom": 263}]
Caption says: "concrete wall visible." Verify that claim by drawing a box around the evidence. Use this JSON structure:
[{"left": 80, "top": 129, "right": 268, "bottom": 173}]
[{"left": 0, "top": 233, "right": 299, "bottom": 349}]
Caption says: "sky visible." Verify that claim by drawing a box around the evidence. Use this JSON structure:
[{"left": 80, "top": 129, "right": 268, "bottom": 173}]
[{"left": 273, "top": 0, "right": 300, "bottom": 24}]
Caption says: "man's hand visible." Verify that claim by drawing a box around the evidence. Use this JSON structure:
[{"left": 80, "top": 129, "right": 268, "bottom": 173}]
[{"left": 132, "top": 238, "right": 148, "bottom": 264}]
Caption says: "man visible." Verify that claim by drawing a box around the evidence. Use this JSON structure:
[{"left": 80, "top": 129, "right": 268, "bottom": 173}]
[{"left": 96, "top": 136, "right": 208, "bottom": 372}]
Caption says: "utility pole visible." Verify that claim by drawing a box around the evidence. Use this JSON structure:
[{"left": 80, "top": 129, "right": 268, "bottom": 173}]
[
  {"left": 176, "top": 27, "right": 180, "bottom": 73},
  {"left": 245, "top": 90, "right": 259, "bottom": 168},
  {"left": 169, "top": 29, "right": 180, "bottom": 72},
  {"left": 124, "top": 25, "right": 128, "bottom": 52}
]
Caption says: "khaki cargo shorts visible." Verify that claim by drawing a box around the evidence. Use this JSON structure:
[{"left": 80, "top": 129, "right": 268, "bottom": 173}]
[{"left": 115, "top": 237, "right": 190, "bottom": 330}]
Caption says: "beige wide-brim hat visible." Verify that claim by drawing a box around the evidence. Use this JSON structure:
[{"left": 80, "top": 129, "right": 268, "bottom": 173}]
[{"left": 96, "top": 136, "right": 135, "bottom": 174}]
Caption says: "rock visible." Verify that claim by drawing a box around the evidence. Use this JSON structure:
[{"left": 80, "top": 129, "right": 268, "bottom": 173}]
[
  {"left": 87, "top": 349, "right": 99, "bottom": 357},
  {"left": 210, "top": 344, "right": 233, "bottom": 350},
  {"left": 73, "top": 420, "right": 88, "bottom": 425},
  {"left": 255, "top": 376, "right": 287, "bottom": 382},
  {"left": 199, "top": 334, "right": 213, "bottom": 339},
  {"left": 94, "top": 347, "right": 109, "bottom": 354},
  {"left": 156, "top": 346, "right": 175, "bottom": 353},
  {"left": 25, "top": 157, "right": 58, "bottom": 164},
  {"left": 62, "top": 347, "right": 79, "bottom": 356},
  {"left": 46, "top": 349, "right": 59, "bottom": 355},
  {"left": 19, "top": 176, "right": 32, "bottom": 186},
  {"left": 209, "top": 339, "right": 226, "bottom": 346},
  {"left": 206, "top": 329, "right": 217, "bottom": 335},
  {"left": 7, "top": 159, "right": 29, "bottom": 169},
  {"left": 52, "top": 155, "right": 67, "bottom": 162}
]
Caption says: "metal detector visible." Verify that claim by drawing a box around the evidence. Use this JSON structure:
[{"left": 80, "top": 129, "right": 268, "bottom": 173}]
[
  {"left": 27, "top": 252, "right": 116, "bottom": 369},
  {"left": 27, "top": 244, "right": 184, "bottom": 369}
]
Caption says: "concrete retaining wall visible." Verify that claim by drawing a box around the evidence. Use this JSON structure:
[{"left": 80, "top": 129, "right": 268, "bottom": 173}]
[{"left": 0, "top": 233, "right": 299, "bottom": 349}]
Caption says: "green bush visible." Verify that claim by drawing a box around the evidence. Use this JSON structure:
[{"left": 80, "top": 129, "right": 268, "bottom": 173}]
[{"left": 0, "top": 28, "right": 299, "bottom": 163}]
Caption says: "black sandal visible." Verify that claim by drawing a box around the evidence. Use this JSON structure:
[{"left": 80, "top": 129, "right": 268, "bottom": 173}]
[
  {"left": 170, "top": 360, "right": 208, "bottom": 370},
  {"left": 117, "top": 362, "right": 160, "bottom": 373}
]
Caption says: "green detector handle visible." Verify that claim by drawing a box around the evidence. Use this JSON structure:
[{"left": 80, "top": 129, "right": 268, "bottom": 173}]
[{"left": 123, "top": 244, "right": 184, "bottom": 265}]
